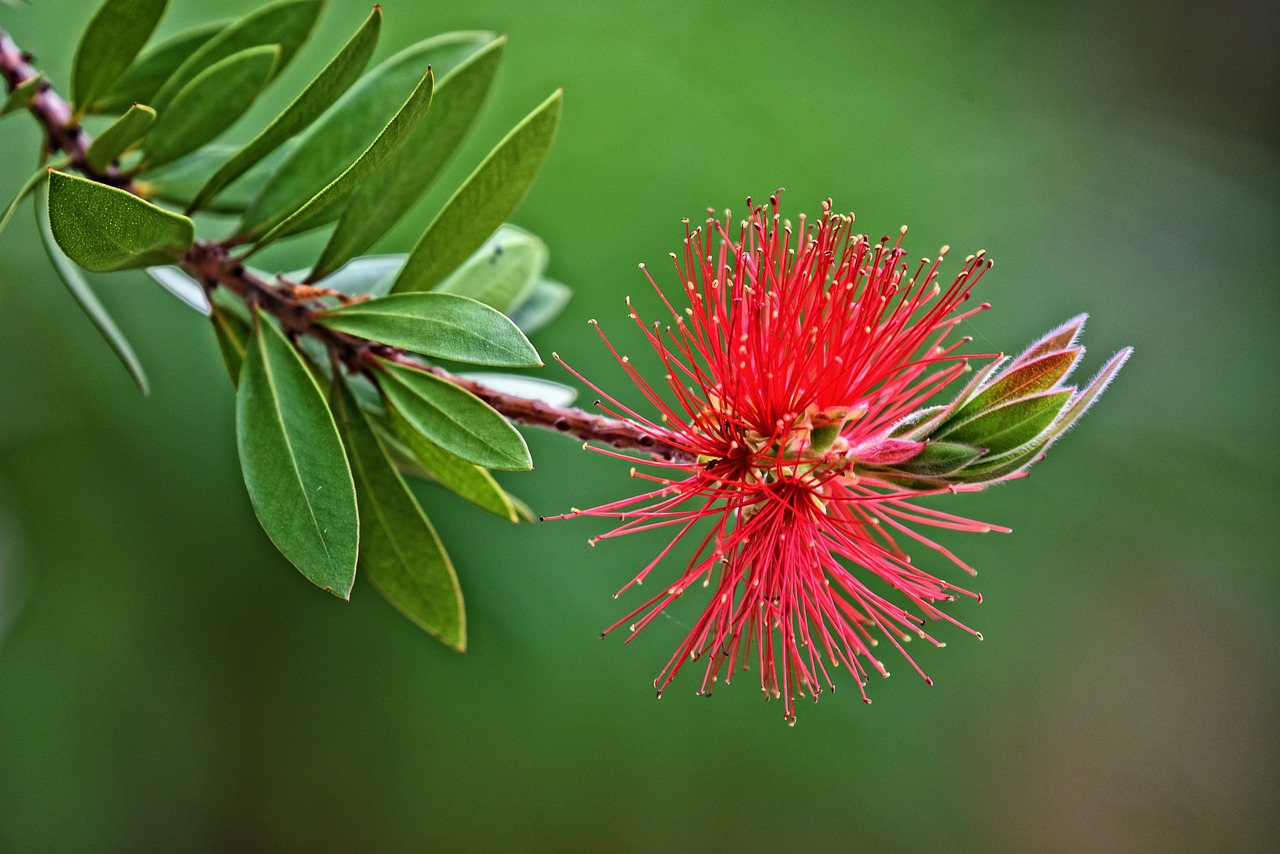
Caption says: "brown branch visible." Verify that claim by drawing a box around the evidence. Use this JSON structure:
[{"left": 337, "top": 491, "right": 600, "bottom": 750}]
[{"left": 1, "top": 27, "right": 688, "bottom": 462}]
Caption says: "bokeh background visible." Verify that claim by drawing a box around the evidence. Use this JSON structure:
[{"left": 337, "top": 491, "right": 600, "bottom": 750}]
[{"left": 1, "top": 0, "right": 1276, "bottom": 851}]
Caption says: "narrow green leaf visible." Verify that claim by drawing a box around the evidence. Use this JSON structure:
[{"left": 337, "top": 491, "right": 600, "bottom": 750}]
[
  {"left": 0, "top": 165, "right": 47, "bottom": 238},
  {"left": 148, "top": 0, "right": 322, "bottom": 113},
  {"left": 319, "top": 293, "right": 541, "bottom": 367},
  {"left": 376, "top": 359, "right": 531, "bottom": 471},
  {"left": 188, "top": 7, "right": 383, "bottom": 214},
  {"left": 46, "top": 169, "right": 194, "bottom": 271},
  {"left": 237, "top": 32, "right": 494, "bottom": 240},
  {"left": 140, "top": 142, "right": 295, "bottom": 214},
  {"left": 250, "top": 68, "right": 435, "bottom": 249},
  {"left": 1045, "top": 348, "right": 1133, "bottom": 443},
  {"left": 210, "top": 300, "right": 250, "bottom": 383},
  {"left": 71, "top": 0, "right": 168, "bottom": 111},
  {"left": 459, "top": 372, "right": 575, "bottom": 407},
  {"left": 145, "top": 265, "right": 209, "bottom": 314},
  {"left": 34, "top": 183, "right": 149, "bottom": 395},
  {"left": 85, "top": 104, "right": 156, "bottom": 170},
  {"left": 1011, "top": 314, "right": 1087, "bottom": 369},
  {"left": 141, "top": 45, "right": 279, "bottom": 170},
  {"left": 309, "top": 37, "right": 506, "bottom": 281},
  {"left": 432, "top": 224, "right": 546, "bottom": 312},
  {"left": 332, "top": 380, "right": 466, "bottom": 648},
  {"left": 1, "top": 74, "right": 42, "bottom": 116},
  {"left": 939, "top": 389, "right": 1073, "bottom": 456},
  {"left": 953, "top": 438, "right": 1050, "bottom": 484},
  {"left": 507, "top": 492, "right": 536, "bottom": 523},
  {"left": 382, "top": 405, "right": 516, "bottom": 521},
  {"left": 894, "top": 357, "right": 1007, "bottom": 441},
  {"left": 306, "top": 254, "right": 403, "bottom": 296},
  {"left": 889, "top": 405, "right": 944, "bottom": 439},
  {"left": 91, "top": 21, "right": 228, "bottom": 114},
  {"left": 506, "top": 278, "right": 571, "bottom": 335},
  {"left": 237, "top": 310, "right": 358, "bottom": 597},
  {"left": 392, "top": 90, "right": 563, "bottom": 293},
  {"left": 943, "top": 349, "right": 1081, "bottom": 431}
]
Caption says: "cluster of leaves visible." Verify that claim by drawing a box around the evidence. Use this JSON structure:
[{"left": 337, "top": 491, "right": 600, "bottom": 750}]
[
  {"left": 860, "top": 315, "right": 1131, "bottom": 489},
  {"left": 0, "top": 0, "right": 574, "bottom": 649}
]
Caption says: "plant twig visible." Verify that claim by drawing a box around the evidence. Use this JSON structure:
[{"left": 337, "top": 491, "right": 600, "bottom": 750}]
[{"left": 0, "top": 27, "right": 686, "bottom": 461}]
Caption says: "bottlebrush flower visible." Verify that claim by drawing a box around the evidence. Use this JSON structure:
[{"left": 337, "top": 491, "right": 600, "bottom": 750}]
[{"left": 553, "top": 195, "right": 1130, "bottom": 724}]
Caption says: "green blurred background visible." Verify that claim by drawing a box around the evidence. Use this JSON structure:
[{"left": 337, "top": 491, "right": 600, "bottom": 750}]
[{"left": 1, "top": 0, "right": 1276, "bottom": 850}]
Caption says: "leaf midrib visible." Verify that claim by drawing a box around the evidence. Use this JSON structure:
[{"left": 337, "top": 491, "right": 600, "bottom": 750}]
[{"left": 258, "top": 326, "right": 337, "bottom": 572}]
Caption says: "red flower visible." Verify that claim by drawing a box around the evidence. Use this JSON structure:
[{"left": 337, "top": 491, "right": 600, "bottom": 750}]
[{"left": 554, "top": 195, "right": 1128, "bottom": 723}]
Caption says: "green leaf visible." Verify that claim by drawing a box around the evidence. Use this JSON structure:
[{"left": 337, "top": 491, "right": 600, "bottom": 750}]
[
  {"left": 0, "top": 165, "right": 48, "bottom": 239},
  {"left": 382, "top": 406, "right": 516, "bottom": 521},
  {"left": 148, "top": 0, "right": 322, "bottom": 113},
  {"left": 376, "top": 359, "right": 531, "bottom": 470},
  {"left": 331, "top": 380, "right": 466, "bottom": 648},
  {"left": 953, "top": 438, "right": 1050, "bottom": 484},
  {"left": 85, "top": 104, "right": 156, "bottom": 170},
  {"left": 140, "top": 45, "right": 280, "bottom": 170},
  {"left": 188, "top": 7, "right": 383, "bottom": 214},
  {"left": 459, "top": 372, "right": 575, "bottom": 407},
  {"left": 145, "top": 265, "right": 209, "bottom": 314},
  {"left": 432, "top": 224, "right": 546, "bottom": 312},
  {"left": 140, "top": 142, "right": 295, "bottom": 214},
  {"left": 938, "top": 389, "right": 1073, "bottom": 456},
  {"left": 210, "top": 299, "right": 251, "bottom": 383},
  {"left": 319, "top": 293, "right": 541, "bottom": 367},
  {"left": 889, "top": 405, "right": 944, "bottom": 439},
  {"left": 71, "top": 0, "right": 168, "bottom": 112},
  {"left": 237, "top": 32, "right": 495, "bottom": 241},
  {"left": 893, "top": 358, "right": 1005, "bottom": 441},
  {"left": 507, "top": 492, "right": 536, "bottom": 523},
  {"left": 1045, "top": 348, "right": 1133, "bottom": 443},
  {"left": 249, "top": 67, "right": 435, "bottom": 250},
  {"left": 309, "top": 37, "right": 506, "bottom": 282},
  {"left": 1, "top": 74, "right": 42, "bottom": 116},
  {"left": 46, "top": 169, "right": 194, "bottom": 271},
  {"left": 305, "top": 254, "right": 403, "bottom": 296},
  {"left": 1010, "top": 314, "right": 1087, "bottom": 369},
  {"left": 236, "top": 310, "right": 358, "bottom": 597},
  {"left": 943, "top": 350, "right": 1080, "bottom": 431},
  {"left": 90, "top": 21, "right": 228, "bottom": 114},
  {"left": 34, "top": 183, "right": 148, "bottom": 395},
  {"left": 506, "top": 278, "right": 571, "bottom": 335},
  {"left": 392, "top": 90, "right": 563, "bottom": 293}
]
